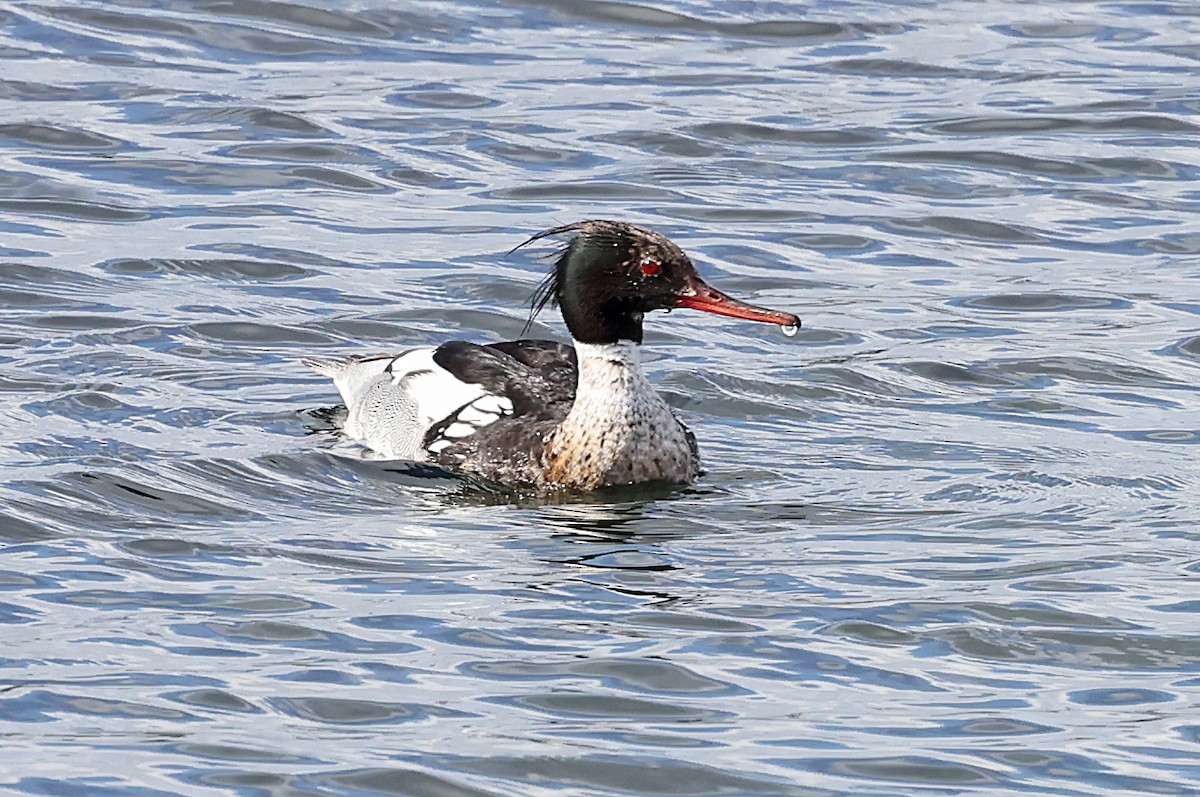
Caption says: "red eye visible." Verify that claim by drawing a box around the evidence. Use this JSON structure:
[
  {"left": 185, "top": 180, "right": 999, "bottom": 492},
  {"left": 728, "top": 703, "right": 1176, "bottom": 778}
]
[{"left": 640, "top": 259, "right": 661, "bottom": 276}]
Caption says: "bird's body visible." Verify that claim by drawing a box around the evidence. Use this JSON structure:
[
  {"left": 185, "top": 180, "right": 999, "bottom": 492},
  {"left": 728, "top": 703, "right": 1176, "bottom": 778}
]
[{"left": 304, "top": 220, "right": 799, "bottom": 492}]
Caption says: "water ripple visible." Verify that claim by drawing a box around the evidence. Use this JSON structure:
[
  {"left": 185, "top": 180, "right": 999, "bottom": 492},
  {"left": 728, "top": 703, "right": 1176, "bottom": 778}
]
[{"left": 1, "top": 1, "right": 1199, "bottom": 796}]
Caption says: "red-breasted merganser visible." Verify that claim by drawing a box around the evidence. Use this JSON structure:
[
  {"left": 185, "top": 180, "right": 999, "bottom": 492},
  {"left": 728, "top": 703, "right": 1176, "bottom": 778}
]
[{"left": 303, "top": 220, "right": 800, "bottom": 491}]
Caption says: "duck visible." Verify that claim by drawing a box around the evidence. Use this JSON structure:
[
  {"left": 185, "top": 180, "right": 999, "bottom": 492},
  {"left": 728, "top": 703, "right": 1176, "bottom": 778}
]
[{"left": 303, "top": 220, "right": 800, "bottom": 492}]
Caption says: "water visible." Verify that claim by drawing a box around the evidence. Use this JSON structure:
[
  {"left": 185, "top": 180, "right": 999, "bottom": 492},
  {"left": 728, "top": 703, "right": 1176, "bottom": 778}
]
[{"left": 2, "top": 1, "right": 1199, "bottom": 795}]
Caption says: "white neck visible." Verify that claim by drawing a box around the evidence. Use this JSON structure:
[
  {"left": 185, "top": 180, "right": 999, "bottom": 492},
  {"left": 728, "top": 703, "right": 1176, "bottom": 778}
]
[
  {"left": 572, "top": 340, "right": 641, "bottom": 368},
  {"left": 569, "top": 338, "right": 660, "bottom": 415}
]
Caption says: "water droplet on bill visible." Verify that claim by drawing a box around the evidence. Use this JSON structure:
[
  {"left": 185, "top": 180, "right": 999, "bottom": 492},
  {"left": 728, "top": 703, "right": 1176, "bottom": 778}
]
[{"left": 780, "top": 324, "right": 798, "bottom": 337}]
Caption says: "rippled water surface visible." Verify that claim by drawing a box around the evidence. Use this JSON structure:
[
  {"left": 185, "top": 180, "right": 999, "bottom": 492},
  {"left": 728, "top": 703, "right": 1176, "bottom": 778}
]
[{"left": 3, "top": 1, "right": 1200, "bottom": 795}]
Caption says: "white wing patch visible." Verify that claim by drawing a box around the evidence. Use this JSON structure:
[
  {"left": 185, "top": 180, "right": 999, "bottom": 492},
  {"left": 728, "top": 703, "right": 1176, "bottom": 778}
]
[
  {"left": 385, "top": 349, "right": 491, "bottom": 428},
  {"left": 426, "top": 394, "right": 513, "bottom": 454},
  {"left": 309, "top": 347, "right": 512, "bottom": 461}
]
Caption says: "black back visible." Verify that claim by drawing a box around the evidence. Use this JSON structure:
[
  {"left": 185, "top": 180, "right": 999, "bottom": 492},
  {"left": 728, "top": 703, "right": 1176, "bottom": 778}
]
[{"left": 421, "top": 339, "right": 578, "bottom": 487}]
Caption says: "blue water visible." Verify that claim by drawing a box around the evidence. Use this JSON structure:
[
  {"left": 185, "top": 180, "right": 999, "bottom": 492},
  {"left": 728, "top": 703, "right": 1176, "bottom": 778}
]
[{"left": 2, "top": 1, "right": 1199, "bottom": 795}]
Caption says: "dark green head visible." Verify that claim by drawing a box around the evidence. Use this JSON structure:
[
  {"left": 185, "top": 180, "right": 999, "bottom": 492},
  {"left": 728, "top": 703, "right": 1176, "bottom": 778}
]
[{"left": 515, "top": 220, "right": 800, "bottom": 345}]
